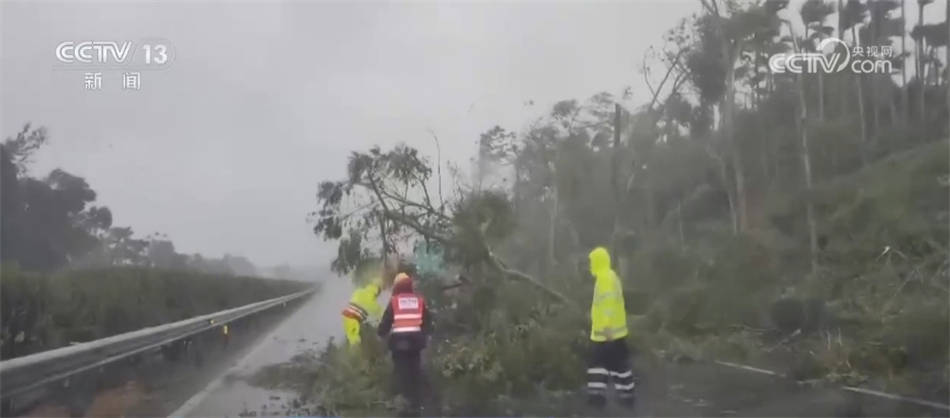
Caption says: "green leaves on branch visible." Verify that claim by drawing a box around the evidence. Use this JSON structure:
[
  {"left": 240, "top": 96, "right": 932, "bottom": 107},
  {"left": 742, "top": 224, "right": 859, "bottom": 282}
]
[{"left": 312, "top": 143, "right": 451, "bottom": 275}]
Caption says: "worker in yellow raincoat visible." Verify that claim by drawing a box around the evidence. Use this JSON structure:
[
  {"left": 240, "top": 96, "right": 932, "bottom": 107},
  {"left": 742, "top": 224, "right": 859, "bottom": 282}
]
[
  {"left": 585, "top": 246, "right": 635, "bottom": 410},
  {"left": 341, "top": 280, "right": 382, "bottom": 346}
]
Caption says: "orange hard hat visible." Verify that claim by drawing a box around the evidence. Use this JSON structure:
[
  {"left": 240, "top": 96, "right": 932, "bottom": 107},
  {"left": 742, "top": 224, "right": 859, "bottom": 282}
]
[{"left": 394, "top": 272, "right": 411, "bottom": 284}]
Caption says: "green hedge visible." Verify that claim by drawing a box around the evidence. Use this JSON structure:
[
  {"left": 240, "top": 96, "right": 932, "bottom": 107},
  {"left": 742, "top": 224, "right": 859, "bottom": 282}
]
[{"left": 0, "top": 266, "right": 308, "bottom": 359}]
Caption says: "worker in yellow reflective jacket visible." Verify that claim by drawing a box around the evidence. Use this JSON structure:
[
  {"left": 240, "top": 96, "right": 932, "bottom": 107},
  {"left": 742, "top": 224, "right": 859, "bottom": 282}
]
[
  {"left": 585, "top": 246, "right": 635, "bottom": 409},
  {"left": 341, "top": 281, "right": 382, "bottom": 346}
]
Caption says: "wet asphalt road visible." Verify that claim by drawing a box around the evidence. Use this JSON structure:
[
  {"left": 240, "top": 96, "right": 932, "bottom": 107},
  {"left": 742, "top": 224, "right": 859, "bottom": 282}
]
[
  {"left": 503, "top": 359, "right": 948, "bottom": 417},
  {"left": 633, "top": 361, "right": 947, "bottom": 417},
  {"left": 170, "top": 278, "right": 352, "bottom": 418}
]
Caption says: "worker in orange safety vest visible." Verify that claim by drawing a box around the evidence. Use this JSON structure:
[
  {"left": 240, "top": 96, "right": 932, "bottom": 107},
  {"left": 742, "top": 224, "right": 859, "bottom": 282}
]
[{"left": 377, "top": 272, "right": 433, "bottom": 417}]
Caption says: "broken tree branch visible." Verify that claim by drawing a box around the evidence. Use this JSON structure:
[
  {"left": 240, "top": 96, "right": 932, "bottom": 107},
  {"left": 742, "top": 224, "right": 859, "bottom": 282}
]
[
  {"left": 469, "top": 220, "right": 579, "bottom": 310},
  {"left": 426, "top": 128, "right": 446, "bottom": 213},
  {"left": 642, "top": 50, "right": 658, "bottom": 100},
  {"left": 382, "top": 210, "right": 452, "bottom": 245},
  {"left": 485, "top": 249, "right": 578, "bottom": 309},
  {"left": 356, "top": 181, "right": 451, "bottom": 222}
]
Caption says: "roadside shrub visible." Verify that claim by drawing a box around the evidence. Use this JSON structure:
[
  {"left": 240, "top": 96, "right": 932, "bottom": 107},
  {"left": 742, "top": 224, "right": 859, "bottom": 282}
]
[
  {"left": 0, "top": 266, "right": 307, "bottom": 358},
  {"left": 293, "top": 339, "right": 394, "bottom": 416},
  {"left": 627, "top": 242, "right": 697, "bottom": 294},
  {"left": 884, "top": 302, "right": 950, "bottom": 371},
  {"left": 432, "top": 281, "right": 586, "bottom": 413},
  {"left": 770, "top": 297, "right": 834, "bottom": 334},
  {"left": 662, "top": 285, "right": 706, "bottom": 334},
  {"left": 0, "top": 266, "right": 52, "bottom": 356}
]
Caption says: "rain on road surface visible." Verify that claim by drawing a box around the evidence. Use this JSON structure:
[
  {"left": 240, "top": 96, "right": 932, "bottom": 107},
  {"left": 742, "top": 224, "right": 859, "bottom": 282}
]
[{"left": 170, "top": 278, "right": 352, "bottom": 417}]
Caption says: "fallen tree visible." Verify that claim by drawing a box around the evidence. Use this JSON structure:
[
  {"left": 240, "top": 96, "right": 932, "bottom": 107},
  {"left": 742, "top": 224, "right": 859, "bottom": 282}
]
[{"left": 310, "top": 144, "right": 574, "bottom": 307}]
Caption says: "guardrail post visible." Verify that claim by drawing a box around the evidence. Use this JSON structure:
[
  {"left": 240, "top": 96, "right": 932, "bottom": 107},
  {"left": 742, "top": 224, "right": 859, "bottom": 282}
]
[{"left": 190, "top": 336, "right": 204, "bottom": 368}]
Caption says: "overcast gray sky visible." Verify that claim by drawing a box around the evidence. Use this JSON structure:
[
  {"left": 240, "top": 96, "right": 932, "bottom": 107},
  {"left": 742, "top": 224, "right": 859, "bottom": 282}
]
[{"left": 1, "top": 0, "right": 944, "bottom": 269}]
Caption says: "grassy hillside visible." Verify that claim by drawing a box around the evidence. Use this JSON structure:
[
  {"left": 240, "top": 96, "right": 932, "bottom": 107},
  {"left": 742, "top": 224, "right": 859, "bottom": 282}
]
[
  {"left": 628, "top": 139, "right": 949, "bottom": 399},
  {"left": 0, "top": 266, "right": 309, "bottom": 359}
]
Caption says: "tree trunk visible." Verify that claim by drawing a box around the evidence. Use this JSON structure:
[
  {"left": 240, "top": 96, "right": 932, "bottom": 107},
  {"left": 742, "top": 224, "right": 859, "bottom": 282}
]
[
  {"left": 901, "top": 0, "right": 910, "bottom": 127},
  {"left": 700, "top": 0, "right": 746, "bottom": 233},
  {"left": 870, "top": 1, "right": 881, "bottom": 139},
  {"left": 853, "top": 25, "right": 870, "bottom": 165},
  {"left": 724, "top": 50, "right": 748, "bottom": 232},
  {"left": 752, "top": 54, "right": 760, "bottom": 110},
  {"left": 677, "top": 198, "right": 686, "bottom": 250},
  {"left": 872, "top": 75, "right": 880, "bottom": 138},
  {"left": 486, "top": 252, "right": 576, "bottom": 308},
  {"left": 646, "top": 169, "right": 656, "bottom": 228},
  {"left": 383, "top": 208, "right": 576, "bottom": 307},
  {"left": 548, "top": 186, "right": 558, "bottom": 267},
  {"left": 889, "top": 98, "right": 899, "bottom": 129},
  {"left": 930, "top": 46, "right": 940, "bottom": 87},
  {"left": 512, "top": 164, "right": 520, "bottom": 213},
  {"left": 856, "top": 78, "right": 869, "bottom": 164},
  {"left": 792, "top": 22, "right": 819, "bottom": 275},
  {"left": 610, "top": 104, "right": 624, "bottom": 271},
  {"left": 712, "top": 149, "right": 738, "bottom": 234},
  {"left": 806, "top": 24, "right": 824, "bottom": 122},
  {"left": 801, "top": 99, "right": 819, "bottom": 276},
  {"left": 918, "top": 2, "right": 926, "bottom": 124},
  {"left": 838, "top": 0, "right": 849, "bottom": 120},
  {"left": 367, "top": 175, "right": 392, "bottom": 259},
  {"left": 377, "top": 211, "right": 389, "bottom": 258}
]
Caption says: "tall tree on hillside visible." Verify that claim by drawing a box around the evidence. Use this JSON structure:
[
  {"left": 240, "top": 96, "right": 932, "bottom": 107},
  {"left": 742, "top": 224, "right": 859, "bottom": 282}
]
[
  {"left": 903, "top": 0, "right": 910, "bottom": 126},
  {"left": 915, "top": 0, "right": 935, "bottom": 123},
  {"left": 696, "top": 0, "right": 751, "bottom": 233},
  {"left": 841, "top": 0, "right": 870, "bottom": 164},
  {"left": 802, "top": 0, "right": 836, "bottom": 121},
  {"left": 863, "top": 0, "right": 903, "bottom": 136},
  {"left": 790, "top": 5, "right": 820, "bottom": 274},
  {"left": 913, "top": 22, "right": 949, "bottom": 86}
]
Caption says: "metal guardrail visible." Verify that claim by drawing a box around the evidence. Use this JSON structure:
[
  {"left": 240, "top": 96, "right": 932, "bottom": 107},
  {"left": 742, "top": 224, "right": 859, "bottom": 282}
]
[{"left": 0, "top": 287, "right": 316, "bottom": 401}]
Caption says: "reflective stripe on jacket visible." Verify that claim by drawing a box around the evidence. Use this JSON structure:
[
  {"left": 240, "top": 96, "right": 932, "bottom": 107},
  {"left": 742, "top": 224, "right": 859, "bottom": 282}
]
[
  {"left": 342, "top": 302, "right": 368, "bottom": 321},
  {"left": 341, "top": 283, "right": 381, "bottom": 323},
  {"left": 390, "top": 294, "right": 424, "bottom": 333},
  {"left": 589, "top": 247, "right": 628, "bottom": 342}
]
